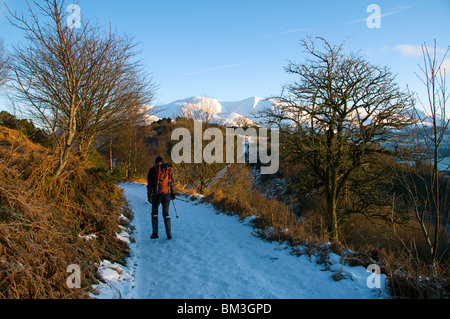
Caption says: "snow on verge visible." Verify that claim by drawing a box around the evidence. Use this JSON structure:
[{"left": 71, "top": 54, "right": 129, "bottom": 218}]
[
  {"left": 92, "top": 260, "right": 134, "bottom": 299},
  {"left": 91, "top": 200, "right": 135, "bottom": 299}
]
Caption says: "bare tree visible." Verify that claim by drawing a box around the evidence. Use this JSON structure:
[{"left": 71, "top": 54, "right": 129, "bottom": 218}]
[
  {"left": 258, "top": 37, "right": 413, "bottom": 242},
  {"left": 0, "top": 39, "right": 9, "bottom": 89},
  {"left": 400, "top": 41, "right": 450, "bottom": 270},
  {"left": 179, "top": 97, "right": 218, "bottom": 124},
  {"left": 8, "top": 0, "right": 155, "bottom": 179},
  {"left": 234, "top": 116, "right": 255, "bottom": 129}
]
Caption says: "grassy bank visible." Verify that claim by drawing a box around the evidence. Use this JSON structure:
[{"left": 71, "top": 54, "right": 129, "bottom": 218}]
[{"left": 0, "top": 126, "right": 131, "bottom": 298}]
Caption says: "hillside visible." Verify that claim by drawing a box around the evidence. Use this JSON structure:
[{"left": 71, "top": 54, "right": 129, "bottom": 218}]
[{"left": 0, "top": 125, "right": 131, "bottom": 298}]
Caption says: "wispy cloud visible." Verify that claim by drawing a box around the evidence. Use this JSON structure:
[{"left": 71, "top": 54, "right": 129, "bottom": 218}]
[
  {"left": 437, "top": 59, "right": 450, "bottom": 75},
  {"left": 182, "top": 60, "right": 262, "bottom": 77},
  {"left": 344, "top": 5, "right": 411, "bottom": 25},
  {"left": 394, "top": 44, "right": 424, "bottom": 57},
  {"left": 262, "top": 6, "right": 411, "bottom": 38},
  {"left": 394, "top": 44, "right": 449, "bottom": 57},
  {"left": 393, "top": 44, "right": 450, "bottom": 75}
]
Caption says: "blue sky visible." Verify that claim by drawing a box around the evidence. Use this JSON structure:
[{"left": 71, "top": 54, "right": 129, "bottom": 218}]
[{"left": 0, "top": 0, "right": 449, "bottom": 112}]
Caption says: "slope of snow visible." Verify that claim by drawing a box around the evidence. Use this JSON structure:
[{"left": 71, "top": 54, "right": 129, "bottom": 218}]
[
  {"left": 92, "top": 182, "right": 389, "bottom": 299},
  {"left": 146, "top": 96, "right": 273, "bottom": 127},
  {"left": 412, "top": 108, "right": 450, "bottom": 126},
  {"left": 220, "top": 97, "right": 274, "bottom": 118}
]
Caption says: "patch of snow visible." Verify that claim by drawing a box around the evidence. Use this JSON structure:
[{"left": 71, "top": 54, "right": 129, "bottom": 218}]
[
  {"left": 92, "top": 260, "right": 134, "bottom": 299},
  {"left": 119, "top": 214, "right": 129, "bottom": 223},
  {"left": 78, "top": 234, "right": 97, "bottom": 241},
  {"left": 116, "top": 231, "right": 131, "bottom": 245}
]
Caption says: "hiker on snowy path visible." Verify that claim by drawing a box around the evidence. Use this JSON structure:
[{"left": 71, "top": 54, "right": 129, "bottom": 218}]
[{"left": 147, "top": 156, "right": 175, "bottom": 240}]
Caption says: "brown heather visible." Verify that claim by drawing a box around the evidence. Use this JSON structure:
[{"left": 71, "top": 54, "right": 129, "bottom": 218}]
[{"left": 0, "top": 126, "right": 131, "bottom": 298}]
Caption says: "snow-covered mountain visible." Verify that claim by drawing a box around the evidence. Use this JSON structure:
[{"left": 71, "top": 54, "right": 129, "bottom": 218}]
[
  {"left": 145, "top": 96, "right": 275, "bottom": 127},
  {"left": 147, "top": 96, "right": 449, "bottom": 130},
  {"left": 411, "top": 108, "right": 450, "bottom": 127}
]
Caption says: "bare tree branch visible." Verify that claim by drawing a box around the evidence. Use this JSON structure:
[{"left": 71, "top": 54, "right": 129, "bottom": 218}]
[
  {"left": 0, "top": 39, "right": 10, "bottom": 89},
  {"left": 400, "top": 41, "right": 450, "bottom": 271}
]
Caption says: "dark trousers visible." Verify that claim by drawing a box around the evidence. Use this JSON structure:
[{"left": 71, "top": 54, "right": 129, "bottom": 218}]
[
  {"left": 152, "top": 194, "right": 171, "bottom": 219},
  {"left": 151, "top": 194, "right": 171, "bottom": 237}
]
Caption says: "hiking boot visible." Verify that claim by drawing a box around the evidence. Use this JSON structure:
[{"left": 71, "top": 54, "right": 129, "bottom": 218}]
[
  {"left": 164, "top": 217, "right": 172, "bottom": 240},
  {"left": 151, "top": 217, "right": 158, "bottom": 239}
]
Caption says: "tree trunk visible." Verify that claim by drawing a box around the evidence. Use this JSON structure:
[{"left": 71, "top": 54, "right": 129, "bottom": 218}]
[
  {"left": 51, "top": 146, "right": 71, "bottom": 180},
  {"left": 50, "top": 112, "right": 77, "bottom": 180},
  {"left": 109, "top": 136, "right": 114, "bottom": 174},
  {"left": 327, "top": 174, "right": 339, "bottom": 243}
]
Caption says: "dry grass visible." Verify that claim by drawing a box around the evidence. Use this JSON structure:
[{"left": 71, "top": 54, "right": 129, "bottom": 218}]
[
  {"left": 339, "top": 213, "right": 450, "bottom": 298},
  {"left": 180, "top": 164, "right": 320, "bottom": 248},
  {"left": 0, "top": 126, "right": 130, "bottom": 299}
]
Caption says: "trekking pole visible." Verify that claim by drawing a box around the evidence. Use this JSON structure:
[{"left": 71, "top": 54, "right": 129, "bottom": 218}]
[{"left": 172, "top": 199, "right": 179, "bottom": 218}]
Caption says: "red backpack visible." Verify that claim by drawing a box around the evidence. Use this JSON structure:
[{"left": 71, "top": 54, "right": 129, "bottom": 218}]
[{"left": 152, "top": 163, "right": 173, "bottom": 195}]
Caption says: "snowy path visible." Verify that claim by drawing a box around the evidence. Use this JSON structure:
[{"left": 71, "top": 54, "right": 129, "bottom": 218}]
[{"left": 93, "top": 182, "right": 387, "bottom": 299}]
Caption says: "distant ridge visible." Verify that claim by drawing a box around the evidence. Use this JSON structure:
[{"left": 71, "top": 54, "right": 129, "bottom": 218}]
[{"left": 144, "top": 96, "right": 275, "bottom": 127}]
